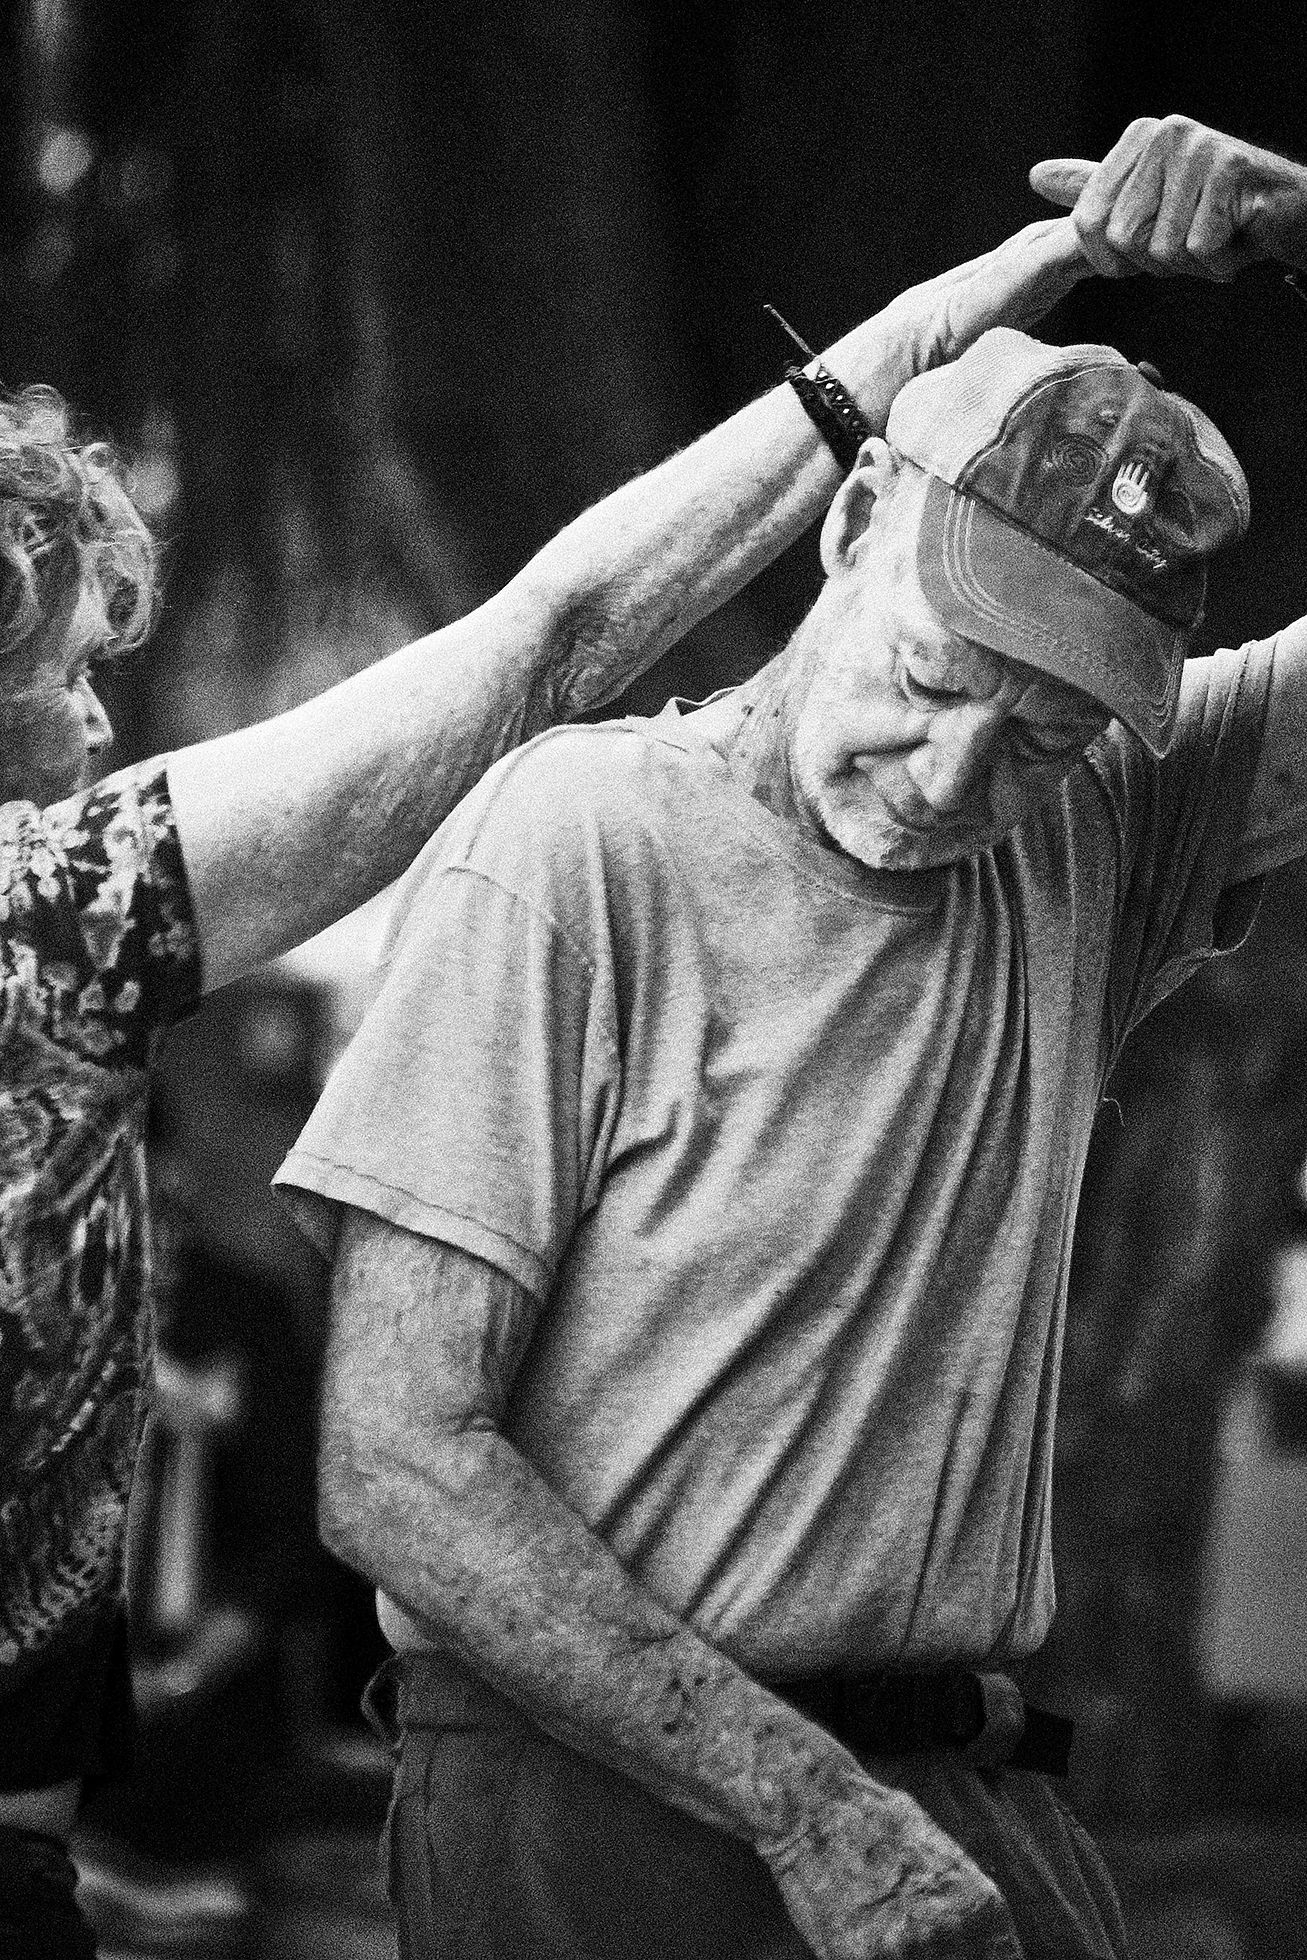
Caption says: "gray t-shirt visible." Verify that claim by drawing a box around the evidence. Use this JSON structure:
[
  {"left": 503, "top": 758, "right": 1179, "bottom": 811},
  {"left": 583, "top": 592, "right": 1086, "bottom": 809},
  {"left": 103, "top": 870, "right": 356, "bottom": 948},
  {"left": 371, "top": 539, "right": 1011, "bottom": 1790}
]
[{"left": 277, "top": 642, "right": 1272, "bottom": 1679}]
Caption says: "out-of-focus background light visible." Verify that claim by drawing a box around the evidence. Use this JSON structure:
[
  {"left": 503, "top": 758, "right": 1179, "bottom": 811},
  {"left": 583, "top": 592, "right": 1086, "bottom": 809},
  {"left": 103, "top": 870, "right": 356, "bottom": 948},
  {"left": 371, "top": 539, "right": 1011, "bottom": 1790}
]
[{"left": 36, "top": 117, "right": 95, "bottom": 196}]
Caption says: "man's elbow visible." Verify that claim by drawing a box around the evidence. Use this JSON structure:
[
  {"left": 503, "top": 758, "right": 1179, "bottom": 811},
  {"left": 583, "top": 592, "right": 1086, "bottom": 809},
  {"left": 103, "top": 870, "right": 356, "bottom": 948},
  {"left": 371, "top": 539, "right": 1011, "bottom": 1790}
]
[
  {"left": 315, "top": 1405, "right": 477, "bottom": 1582},
  {"left": 513, "top": 563, "right": 655, "bottom": 721},
  {"left": 317, "top": 1412, "right": 387, "bottom": 1579}
]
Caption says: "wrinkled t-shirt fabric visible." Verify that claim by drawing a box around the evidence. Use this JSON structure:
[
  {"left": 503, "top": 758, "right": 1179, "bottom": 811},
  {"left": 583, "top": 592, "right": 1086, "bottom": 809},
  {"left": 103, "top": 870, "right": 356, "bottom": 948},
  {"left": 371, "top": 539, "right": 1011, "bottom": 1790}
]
[{"left": 277, "top": 641, "right": 1272, "bottom": 1680}]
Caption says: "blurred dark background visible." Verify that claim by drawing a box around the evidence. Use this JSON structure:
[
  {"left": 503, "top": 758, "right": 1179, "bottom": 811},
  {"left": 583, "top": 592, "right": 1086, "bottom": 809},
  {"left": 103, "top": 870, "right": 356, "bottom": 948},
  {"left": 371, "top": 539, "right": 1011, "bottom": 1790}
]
[{"left": 6, "top": 1, "right": 1307, "bottom": 1954}]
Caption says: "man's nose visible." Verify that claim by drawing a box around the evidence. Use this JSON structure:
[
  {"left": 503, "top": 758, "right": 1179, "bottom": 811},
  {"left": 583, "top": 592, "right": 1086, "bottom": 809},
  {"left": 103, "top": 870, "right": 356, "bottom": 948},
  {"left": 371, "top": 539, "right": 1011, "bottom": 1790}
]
[{"left": 910, "top": 704, "right": 1005, "bottom": 814}]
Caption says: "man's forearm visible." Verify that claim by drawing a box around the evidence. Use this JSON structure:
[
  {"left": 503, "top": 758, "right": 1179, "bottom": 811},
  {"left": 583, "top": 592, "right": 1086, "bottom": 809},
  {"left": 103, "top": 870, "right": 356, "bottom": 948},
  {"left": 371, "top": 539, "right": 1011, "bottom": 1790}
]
[
  {"left": 323, "top": 1411, "right": 1025, "bottom": 1959},
  {"left": 322, "top": 1414, "right": 855, "bottom": 1850},
  {"left": 315, "top": 1207, "right": 1019, "bottom": 1956}
]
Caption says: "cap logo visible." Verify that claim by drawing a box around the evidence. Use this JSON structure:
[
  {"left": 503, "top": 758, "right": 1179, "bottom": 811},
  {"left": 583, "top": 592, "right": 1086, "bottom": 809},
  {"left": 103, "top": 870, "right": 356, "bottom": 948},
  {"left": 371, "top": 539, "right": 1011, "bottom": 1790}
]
[
  {"left": 1111, "top": 461, "right": 1151, "bottom": 516},
  {"left": 1049, "top": 433, "right": 1104, "bottom": 484}
]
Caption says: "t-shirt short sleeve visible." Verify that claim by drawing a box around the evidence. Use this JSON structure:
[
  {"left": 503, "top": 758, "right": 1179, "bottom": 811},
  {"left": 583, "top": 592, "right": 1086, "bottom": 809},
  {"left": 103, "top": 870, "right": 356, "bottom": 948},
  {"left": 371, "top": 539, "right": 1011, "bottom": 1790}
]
[
  {"left": 1086, "top": 638, "right": 1274, "bottom": 1051},
  {"left": 0, "top": 761, "right": 201, "bottom": 1072},
  {"left": 275, "top": 762, "right": 622, "bottom": 1298}
]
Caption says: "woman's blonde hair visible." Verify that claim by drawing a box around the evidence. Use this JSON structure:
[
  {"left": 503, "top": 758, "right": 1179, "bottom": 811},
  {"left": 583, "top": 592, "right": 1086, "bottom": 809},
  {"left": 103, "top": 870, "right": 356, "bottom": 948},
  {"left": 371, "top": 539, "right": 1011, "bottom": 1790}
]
[{"left": 0, "top": 384, "right": 157, "bottom": 663}]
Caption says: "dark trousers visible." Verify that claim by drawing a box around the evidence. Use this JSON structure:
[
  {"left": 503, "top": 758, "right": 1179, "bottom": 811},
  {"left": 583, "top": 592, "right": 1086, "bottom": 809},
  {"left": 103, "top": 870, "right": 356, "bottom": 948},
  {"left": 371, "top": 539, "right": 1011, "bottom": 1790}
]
[
  {"left": 367, "top": 1651, "right": 1131, "bottom": 1960},
  {"left": 0, "top": 1827, "right": 96, "bottom": 1960}
]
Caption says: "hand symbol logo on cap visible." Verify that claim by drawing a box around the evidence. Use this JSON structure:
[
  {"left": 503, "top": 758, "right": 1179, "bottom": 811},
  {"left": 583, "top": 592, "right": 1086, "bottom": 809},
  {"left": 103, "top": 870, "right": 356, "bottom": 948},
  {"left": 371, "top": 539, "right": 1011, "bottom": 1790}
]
[{"left": 1111, "top": 462, "right": 1151, "bottom": 516}]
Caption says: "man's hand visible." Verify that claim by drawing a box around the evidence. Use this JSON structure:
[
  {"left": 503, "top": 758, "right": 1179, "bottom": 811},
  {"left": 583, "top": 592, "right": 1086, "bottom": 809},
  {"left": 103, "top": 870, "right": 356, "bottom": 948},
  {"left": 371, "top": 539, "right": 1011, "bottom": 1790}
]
[
  {"left": 826, "top": 217, "right": 1089, "bottom": 423},
  {"left": 890, "top": 218, "right": 1090, "bottom": 355},
  {"left": 1030, "top": 114, "right": 1307, "bottom": 280},
  {"left": 760, "top": 1757, "right": 1024, "bottom": 1959}
]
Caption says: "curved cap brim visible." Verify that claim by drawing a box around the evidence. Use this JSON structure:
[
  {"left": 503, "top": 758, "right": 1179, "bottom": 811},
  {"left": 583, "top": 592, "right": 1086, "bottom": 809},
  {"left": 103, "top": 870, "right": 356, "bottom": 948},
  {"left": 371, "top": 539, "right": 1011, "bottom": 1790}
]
[{"left": 915, "top": 474, "right": 1189, "bottom": 758}]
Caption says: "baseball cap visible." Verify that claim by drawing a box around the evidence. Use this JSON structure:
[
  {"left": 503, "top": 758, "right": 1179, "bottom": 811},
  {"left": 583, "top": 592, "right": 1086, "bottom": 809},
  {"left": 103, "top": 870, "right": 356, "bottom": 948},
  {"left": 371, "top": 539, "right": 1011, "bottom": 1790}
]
[{"left": 885, "top": 327, "right": 1249, "bottom": 756}]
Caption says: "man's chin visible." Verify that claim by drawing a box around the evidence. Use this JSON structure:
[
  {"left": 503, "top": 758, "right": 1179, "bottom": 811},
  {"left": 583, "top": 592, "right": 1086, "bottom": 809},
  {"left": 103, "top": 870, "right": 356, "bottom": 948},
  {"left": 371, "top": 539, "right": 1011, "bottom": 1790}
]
[{"left": 819, "top": 803, "right": 1013, "bottom": 871}]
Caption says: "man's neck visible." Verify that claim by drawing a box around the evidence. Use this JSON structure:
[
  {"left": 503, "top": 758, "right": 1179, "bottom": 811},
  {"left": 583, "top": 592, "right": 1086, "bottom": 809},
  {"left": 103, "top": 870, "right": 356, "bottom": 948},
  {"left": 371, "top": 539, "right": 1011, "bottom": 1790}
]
[{"left": 681, "top": 642, "right": 813, "bottom": 837}]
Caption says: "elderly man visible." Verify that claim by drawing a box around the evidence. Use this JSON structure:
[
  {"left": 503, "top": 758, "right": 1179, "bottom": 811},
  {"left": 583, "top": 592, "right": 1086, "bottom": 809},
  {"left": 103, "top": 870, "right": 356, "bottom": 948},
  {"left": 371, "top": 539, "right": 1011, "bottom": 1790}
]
[
  {"left": 278, "top": 119, "right": 1307, "bottom": 1960},
  {"left": 0, "top": 217, "right": 1090, "bottom": 1960}
]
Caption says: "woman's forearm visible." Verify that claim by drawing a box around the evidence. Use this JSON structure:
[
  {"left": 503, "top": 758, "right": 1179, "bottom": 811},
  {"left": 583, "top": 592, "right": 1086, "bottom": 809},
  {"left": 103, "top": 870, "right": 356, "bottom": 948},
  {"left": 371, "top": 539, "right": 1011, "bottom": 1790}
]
[{"left": 167, "top": 215, "right": 1087, "bottom": 990}]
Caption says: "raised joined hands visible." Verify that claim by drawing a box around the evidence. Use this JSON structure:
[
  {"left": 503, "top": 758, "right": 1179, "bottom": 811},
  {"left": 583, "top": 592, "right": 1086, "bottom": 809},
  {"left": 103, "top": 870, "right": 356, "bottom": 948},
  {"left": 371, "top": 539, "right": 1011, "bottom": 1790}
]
[{"left": 1030, "top": 114, "right": 1307, "bottom": 281}]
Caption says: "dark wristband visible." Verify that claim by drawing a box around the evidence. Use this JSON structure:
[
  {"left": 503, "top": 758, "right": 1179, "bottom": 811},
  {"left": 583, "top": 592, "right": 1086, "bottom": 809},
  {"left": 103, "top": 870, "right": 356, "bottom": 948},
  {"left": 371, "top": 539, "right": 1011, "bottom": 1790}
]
[
  {"left": 784, "top": 361, "right": 873, "bottom": 472},
  {"left": 764, "top": 302, "right": 872, "bottom": 471}
]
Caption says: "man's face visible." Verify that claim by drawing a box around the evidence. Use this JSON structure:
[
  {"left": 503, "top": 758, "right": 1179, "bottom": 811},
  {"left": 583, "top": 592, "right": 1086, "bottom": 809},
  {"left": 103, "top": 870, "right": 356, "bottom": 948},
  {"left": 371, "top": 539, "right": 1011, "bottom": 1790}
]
[
  {"left": 788, "top": 480, "right": 1111, "bottom": 871},
  {"left": 0, "top": 574, "right": 115, "bottom": 807}
]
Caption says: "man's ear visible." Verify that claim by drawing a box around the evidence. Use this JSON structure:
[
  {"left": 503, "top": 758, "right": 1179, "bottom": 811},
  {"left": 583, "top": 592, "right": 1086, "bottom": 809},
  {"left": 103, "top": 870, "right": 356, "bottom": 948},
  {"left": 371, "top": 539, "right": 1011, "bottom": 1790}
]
[{"left": 818, "top": 437, "right": 901, "bottom": 576}]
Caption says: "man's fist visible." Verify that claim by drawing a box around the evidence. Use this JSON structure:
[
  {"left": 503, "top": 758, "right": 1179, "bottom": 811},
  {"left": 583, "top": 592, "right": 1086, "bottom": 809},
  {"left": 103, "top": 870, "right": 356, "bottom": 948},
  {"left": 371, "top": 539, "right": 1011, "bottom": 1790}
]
[
  {"left": 760, "top": 1760, "right": 1025, "bottom": 1959},
  {"left": 1030, "top": 114, "right": 1307, "bottom": 281}
]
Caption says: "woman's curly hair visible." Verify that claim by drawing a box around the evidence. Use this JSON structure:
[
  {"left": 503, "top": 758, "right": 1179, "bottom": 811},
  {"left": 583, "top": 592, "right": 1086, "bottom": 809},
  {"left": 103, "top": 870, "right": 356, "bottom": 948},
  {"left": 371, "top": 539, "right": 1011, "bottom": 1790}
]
[{"left": 0, "top": 384, "right": 156, "bottom": 664}]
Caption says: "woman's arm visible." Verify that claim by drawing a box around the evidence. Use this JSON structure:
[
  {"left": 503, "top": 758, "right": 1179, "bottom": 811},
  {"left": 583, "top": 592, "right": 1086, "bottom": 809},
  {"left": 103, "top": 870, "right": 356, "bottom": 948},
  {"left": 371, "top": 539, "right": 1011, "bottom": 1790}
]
[{"left": 167, "top": 216, "right": 1086, "bottom": 992}]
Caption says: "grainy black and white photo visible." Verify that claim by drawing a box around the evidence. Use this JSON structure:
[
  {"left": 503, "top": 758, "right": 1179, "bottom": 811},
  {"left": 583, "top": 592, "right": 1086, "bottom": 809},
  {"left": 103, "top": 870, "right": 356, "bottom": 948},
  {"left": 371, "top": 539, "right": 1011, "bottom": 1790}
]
[{"left": 3, "top": 3, "right": 1307, "bottom": 1956}]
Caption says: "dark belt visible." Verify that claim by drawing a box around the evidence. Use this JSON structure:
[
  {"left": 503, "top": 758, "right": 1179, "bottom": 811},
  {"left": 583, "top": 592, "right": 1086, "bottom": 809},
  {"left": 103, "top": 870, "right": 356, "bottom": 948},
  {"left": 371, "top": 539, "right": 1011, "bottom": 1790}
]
[{"left": 768, "top": 1669, "right": 1073, "bottom": 1778}]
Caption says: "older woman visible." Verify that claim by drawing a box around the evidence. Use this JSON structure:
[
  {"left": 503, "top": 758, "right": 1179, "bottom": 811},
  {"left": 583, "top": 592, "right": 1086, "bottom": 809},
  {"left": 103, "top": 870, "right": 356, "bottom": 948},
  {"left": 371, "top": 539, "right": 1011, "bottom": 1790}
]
[{"left": 0, "top": 219, "right": 1082, "bottom": 1956}]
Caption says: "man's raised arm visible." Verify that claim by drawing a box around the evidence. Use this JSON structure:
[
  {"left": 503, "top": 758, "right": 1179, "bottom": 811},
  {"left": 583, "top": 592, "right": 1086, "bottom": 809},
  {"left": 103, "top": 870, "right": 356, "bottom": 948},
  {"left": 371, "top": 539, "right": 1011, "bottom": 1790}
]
[
  {"left": 319, "top": 1208, "right": 1025, "bottom": 1960},
  {"left": 167, "top": 218, "right": 1087, "bottom": 992}
]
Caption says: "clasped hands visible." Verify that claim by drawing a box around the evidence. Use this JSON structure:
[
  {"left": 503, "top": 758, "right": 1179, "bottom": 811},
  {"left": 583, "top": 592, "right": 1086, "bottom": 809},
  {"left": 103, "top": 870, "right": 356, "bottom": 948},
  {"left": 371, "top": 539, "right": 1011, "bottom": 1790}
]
[{"left": 1030, "top": 112, "right": 1307, "bottom": 282}]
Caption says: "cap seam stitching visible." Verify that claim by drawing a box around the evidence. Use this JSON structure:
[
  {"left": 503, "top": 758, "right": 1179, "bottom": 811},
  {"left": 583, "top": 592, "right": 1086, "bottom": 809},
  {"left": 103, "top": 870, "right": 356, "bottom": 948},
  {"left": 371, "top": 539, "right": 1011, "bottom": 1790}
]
[{"left": 933, "top": 475, "right": 1202, "bottom": 634}]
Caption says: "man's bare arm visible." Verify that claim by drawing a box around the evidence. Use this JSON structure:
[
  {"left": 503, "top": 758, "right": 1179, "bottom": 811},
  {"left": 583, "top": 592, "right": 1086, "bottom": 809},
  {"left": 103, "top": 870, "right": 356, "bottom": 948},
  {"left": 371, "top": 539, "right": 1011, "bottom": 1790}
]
[
  {"left": 168, "top": 218, "right": 1087, "bottom": 993},
  {"left": 320, "top": 1208, "right": 1024, "bottom": 1960}
]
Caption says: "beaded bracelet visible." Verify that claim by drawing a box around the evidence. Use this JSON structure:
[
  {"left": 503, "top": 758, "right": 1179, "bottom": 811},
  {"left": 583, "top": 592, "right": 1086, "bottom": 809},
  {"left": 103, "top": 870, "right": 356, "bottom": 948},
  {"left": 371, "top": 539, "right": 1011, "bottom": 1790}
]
[{"left": 764, "top": 302, "right": 872, "bottom": 472}]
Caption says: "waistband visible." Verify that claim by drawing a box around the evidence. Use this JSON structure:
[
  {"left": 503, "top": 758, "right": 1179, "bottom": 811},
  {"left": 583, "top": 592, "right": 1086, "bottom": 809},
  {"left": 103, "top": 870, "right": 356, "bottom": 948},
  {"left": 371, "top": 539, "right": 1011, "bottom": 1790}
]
[
  {"left": 364, "top": 1651, "right": 1072, "bottom": 1778},
  {"left": 766, "top": 1669, "right": 1073, "bottom": 1777},
  {"left": 363, "top": 1647, "right": 515, "bottom": 1748}
]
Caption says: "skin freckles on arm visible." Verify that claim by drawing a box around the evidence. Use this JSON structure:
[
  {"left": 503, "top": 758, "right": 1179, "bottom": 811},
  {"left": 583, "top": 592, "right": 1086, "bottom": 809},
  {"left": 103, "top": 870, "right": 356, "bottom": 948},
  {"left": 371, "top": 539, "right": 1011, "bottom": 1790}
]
[
  {"left": 318, "top": 1207, "right": 838, "bottom": 1842},
  {"left": 319, "top": 1207, "right": 1025, "bottom": 1960}
]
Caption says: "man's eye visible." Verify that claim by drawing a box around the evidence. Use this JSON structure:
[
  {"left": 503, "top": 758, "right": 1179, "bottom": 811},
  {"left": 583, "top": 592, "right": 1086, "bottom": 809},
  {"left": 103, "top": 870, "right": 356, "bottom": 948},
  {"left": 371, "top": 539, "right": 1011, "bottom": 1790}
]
[
  {"left": 1015, "top": 723, "right": 1093, "bottom": 763},
  {"left": 902, "top": 667, "right": 963, "bottom": 706}
]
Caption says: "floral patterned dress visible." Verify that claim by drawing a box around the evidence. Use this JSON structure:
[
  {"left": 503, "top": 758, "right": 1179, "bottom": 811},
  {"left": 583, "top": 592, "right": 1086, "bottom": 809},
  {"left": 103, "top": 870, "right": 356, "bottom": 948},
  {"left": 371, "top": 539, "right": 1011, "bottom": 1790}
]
[{"left": 0, "top": 766, "right": 199, "bottom": 1779}]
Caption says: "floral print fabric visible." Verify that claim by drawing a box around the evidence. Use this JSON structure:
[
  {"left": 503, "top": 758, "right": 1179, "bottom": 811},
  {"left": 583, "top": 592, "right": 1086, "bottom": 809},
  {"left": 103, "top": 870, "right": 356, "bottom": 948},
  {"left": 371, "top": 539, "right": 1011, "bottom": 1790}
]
[{"left": 0, "top": 766, "right": 199, "bottom": 1691}]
